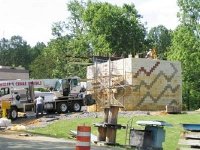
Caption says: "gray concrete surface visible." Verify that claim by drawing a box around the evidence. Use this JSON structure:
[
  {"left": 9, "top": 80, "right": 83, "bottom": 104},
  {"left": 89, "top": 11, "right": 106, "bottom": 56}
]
[
  {"left": 0, "top": 136, "right": 75, "bottom": 150},
  {"left": 0, "top": 132, "right": 74, "bottom": 150},
  {"left": 0, "top": 131, "right": 124, "bottom": 150}
]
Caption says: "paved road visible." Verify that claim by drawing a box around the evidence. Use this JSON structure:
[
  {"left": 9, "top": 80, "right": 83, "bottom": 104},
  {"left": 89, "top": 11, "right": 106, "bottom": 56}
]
[
  {"left": 0, "top": 137, "right": 75, "bottom": 150},
  {"left": 0, "top": 133, "right": 75, "bottom": 150},
  {"left": 0, "top": 131, "right": 124, "bottom": 150}
]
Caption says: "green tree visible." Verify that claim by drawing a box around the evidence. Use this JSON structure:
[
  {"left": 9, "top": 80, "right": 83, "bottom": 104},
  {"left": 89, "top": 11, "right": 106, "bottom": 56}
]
[
  {"left": 51, "top": 0, "right": 146, "bottom": 56},
  {"left": 67, "top": 0, "right": 87, "bottom": 37},
  {"left": 30, "top": 42, "right": 46, "bottom": 62},
  {"left": 35, "top": 0, "right": 146, "bottom": 79},
  {"left": 32, "top": 42, "right": 46, "bottom": 56},
  {"left": 30, "top": 37, "right": 68, "bottom": 78},
  {"left": 30, "top": 36, "right": 89, "bottom": 79},
  {"left": 83, "top": 2, "right": 146, "bottom": 56},
  {"left": 0, "top": 36, "right": 31, "bottom": 69},
  {"left": 168, "top": 25, "right": 200, "bottom": 110},
  {"left": 0, "top": 38, "right": 10, "bottom": 66},
  {"left": 147, "top": 25, "right": 172, "bottom": 59},
  {"left": 177, "top": 0, "right": 200, "bottom": 37},
  {"left": 31, "top": 1, "right": 147, "bottom": 79},
  {"left": 168, "top": 0, "right": 200, "bottom": 110}
]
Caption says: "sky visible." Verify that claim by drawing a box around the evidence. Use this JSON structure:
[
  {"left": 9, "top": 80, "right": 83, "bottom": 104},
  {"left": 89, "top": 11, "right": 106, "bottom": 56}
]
[{"left": 0, "top": 0, "right": 179, "bottom": 46}]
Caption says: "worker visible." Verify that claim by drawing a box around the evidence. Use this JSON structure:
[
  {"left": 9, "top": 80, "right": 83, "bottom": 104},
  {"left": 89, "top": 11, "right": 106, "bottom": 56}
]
[
  {"left": 145, "top": 48, "right": 157, "bottom": 59},
  {"left": 145, "top": 49, "right": 153, "bottom": 58},
  {"left": 34, "top": 96, "right": 44, "bottom": 118}
]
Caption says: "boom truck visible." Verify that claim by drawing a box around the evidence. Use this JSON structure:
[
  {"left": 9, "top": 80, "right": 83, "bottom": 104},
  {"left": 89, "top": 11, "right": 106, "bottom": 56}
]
[{"left": 0, "top": 76, "right": 95, "bottom": 120}]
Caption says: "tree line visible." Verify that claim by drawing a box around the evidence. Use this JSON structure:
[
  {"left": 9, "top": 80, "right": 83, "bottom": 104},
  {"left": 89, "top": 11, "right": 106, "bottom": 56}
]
[{"left": 0, "top": 0, "right": 199, "bottom": 110}]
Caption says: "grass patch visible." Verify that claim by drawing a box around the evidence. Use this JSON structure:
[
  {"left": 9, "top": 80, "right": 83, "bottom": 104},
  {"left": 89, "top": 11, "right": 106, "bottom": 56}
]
[
  {"left": 29, "top": 117, "right": 102, "bottom": 138},
  {"left": 29, "top": 113, "right": 200, "bottom": 150}
]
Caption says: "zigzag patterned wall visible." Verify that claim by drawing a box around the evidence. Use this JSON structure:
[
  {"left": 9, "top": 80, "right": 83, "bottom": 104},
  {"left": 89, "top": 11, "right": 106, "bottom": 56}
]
[
  {"left": 125, "top": 58, "right": 182, "bottom": 111},
  {"left": 87, "top": 58, "right": 182, "bottom": 111}
]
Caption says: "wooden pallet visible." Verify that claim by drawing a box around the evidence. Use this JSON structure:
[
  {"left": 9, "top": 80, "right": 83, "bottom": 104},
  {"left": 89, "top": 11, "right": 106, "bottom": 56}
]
[{"left": 178, "top": 131, "right": 200, "bottom": 149}]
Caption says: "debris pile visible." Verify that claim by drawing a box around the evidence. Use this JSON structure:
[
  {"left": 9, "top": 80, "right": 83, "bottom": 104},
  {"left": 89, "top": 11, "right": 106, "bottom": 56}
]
[{"left": 8, "top": 125, "right": 26, "bottom": 131}]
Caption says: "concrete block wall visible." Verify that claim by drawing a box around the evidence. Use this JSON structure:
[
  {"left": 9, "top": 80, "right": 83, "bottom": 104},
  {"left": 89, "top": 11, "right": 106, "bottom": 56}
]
[
  {"left": 87, "top": 58, "right": 182, "bottom": 112},
  {"left": 127, "top": 58, "right": 181, "bottom": 111}
]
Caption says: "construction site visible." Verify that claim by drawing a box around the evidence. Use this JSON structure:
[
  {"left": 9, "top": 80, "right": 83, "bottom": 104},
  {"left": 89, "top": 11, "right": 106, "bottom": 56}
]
[
  {"left": 0, "top": 53, "right": 199, "bottom": 150},
  {"left": 0, "top": 0, "right": 200, "bottom": 149}
]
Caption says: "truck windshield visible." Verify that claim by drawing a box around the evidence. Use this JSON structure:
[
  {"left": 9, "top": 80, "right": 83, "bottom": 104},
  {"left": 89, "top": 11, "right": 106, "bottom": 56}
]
[
  {"left": 54, "top": 80, "right": 62, "bottom": 91},
  {"left": 62, "top": 79, "right": 70, "bottom": 89}
]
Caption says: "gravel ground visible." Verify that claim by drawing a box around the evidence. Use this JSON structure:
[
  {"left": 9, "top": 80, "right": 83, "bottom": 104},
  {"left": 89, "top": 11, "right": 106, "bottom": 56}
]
[{"left": 10, "top": 110, "right": 164, "bottom": 129}]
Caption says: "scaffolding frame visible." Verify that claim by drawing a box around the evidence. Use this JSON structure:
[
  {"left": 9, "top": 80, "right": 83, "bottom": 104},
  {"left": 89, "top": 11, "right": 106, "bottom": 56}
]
[
  {"left": 91, "top": 57, "right": 130, "bottom": 109},
  {"left": 90, "top": 56, "right": 132, "bottom": 144}
]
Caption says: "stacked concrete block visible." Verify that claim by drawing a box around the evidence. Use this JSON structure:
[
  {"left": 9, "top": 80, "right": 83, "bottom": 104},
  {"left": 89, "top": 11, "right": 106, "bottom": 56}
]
[{"left": 87, "top": 58, "right": 182, "bottom": 112}]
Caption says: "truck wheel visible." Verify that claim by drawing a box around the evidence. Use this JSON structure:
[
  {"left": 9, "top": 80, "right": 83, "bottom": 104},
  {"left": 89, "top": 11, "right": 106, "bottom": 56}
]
[
  {"left": 57, "top": 102, "right": 68, "bottom": 114},
  {"left": 71, "top": 102, "right": 81, "bottom": 112},
  {"left": 8, "top": 107, "right": 18, "bottom": 120}
]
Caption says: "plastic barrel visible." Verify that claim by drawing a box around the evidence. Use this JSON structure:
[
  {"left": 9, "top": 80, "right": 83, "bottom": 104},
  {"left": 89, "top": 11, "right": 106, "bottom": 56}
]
[{"left": 76, "top": 126, "right": 91, "bottom": 150}]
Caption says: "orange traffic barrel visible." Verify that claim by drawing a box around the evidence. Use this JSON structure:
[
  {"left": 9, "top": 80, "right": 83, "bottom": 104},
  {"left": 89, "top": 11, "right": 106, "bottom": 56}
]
[{"left": 76, "top": 126, "right": 91, "bottom": 150}]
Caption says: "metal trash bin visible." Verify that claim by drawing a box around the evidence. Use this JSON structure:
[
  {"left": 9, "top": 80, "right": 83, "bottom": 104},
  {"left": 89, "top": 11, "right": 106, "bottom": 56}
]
[
  {"left": 145, "top": 126, "right": 165, "bottom": 149},
  {"left": 129, "top": 120, "right": 171, "bottom": 150},
  {"left": 130, "top": 129, "right": 152, "bottom": 148}
]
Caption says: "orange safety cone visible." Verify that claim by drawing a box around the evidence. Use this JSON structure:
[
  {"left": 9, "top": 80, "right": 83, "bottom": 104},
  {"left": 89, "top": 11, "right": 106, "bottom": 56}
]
[{"left": 76, "top": 126, "right": 91, "bottom": 150}]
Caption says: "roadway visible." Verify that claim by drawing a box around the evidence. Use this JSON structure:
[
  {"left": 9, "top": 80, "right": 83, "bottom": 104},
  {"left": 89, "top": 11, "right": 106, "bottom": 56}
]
[{"left": 0, "top": 131, "right": 124, "bottom": 150}]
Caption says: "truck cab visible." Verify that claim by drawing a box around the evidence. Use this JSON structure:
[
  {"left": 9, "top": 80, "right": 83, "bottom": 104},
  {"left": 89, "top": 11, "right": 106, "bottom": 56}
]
[{"left": 54, "top": 77, "right": 83, "bottom": 98}]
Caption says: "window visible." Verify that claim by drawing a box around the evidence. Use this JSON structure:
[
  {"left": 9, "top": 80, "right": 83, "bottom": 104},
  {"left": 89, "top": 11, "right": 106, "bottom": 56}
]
[
  {"left": 0, "top": 88, "right": 10, "bottom": 96},
  {"left": 71, "top": 79, "right": 78, "bottom": 87}
]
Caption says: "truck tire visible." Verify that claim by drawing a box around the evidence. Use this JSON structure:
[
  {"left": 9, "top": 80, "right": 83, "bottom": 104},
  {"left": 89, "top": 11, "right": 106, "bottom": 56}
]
[
  {"left": 56, "top": 102, "right": 68, "bottom": 114},
  {"left": 71, "top": 102, "right": 81, "bottom": 112},
  {"left": 8, "top": 107, "right": 18, "bottom": 120}
]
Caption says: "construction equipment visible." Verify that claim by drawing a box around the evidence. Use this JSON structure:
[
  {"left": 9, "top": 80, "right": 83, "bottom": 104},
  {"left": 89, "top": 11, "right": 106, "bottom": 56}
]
[
  {"left": 0, "top": 77, "right": 95, "bottom": 120},
  {"left": 1, "top": 100, "right": 11, "bottom": 118}
]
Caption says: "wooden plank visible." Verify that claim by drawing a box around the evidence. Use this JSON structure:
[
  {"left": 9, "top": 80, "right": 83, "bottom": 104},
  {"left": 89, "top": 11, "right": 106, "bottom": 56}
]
[
  {"left": 106, "top": 106, "right": 119, "bottom": 144},
  {"left": 96, "top": 108, "right": 109, "bottom": 141},
  {"left": 104, "top": 108, "right": 109, "bottom": 123},
  {"left": 184, "top": 132, "right": 200, "bottom": 139},
  {"left": 97, "top": 126, "right": 107, "bottom": 141},
  {"left": 106, "top": 128, "right": 117, "bottom": 144},
  {"left": 179, "top": 148, "right": 200, "bottom": 150},
  {"left": 178, "top": 139, "right": 200, "bottom": 146},
  {"left": 108, "top": 106, "right": 119, "bottom": 124}
]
